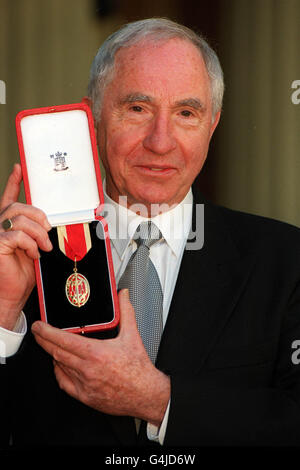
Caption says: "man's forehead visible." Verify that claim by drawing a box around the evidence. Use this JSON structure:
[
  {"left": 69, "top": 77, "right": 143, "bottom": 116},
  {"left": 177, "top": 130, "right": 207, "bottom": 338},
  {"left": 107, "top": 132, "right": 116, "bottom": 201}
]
[
  {"left": 114, "top": 36, "right": 205, "bottom": 71},
  {"left": 111, "top": 40, "right": 208, "bottom": 85}
]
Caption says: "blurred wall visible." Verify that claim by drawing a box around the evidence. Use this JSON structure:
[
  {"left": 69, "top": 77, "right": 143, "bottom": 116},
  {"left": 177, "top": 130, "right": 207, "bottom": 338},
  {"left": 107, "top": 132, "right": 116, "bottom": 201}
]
[
  {"left": 0, "top": 0, "right": 180, "bottom": 198},
  {"left": 0, "top": 0, "right": 300, "bottom": 227},
  {"left": 212, "top": 0, "right": 300, "bottom": 226},
  {"left": 0, "top": 0, "right": 121, "bottom": 197}
]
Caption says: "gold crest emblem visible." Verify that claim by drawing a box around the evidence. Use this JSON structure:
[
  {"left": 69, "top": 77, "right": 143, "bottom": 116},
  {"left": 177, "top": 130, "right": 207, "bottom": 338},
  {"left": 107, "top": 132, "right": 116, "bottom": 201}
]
[{"left": 65, "top": 271, "right": 90, "bottom": 307}]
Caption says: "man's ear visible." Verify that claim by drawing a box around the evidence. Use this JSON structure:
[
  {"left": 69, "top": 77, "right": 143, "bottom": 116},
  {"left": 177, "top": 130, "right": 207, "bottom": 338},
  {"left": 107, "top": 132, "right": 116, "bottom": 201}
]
[{"left": 210, "top": 110, "right": 221, "bottom": 139}]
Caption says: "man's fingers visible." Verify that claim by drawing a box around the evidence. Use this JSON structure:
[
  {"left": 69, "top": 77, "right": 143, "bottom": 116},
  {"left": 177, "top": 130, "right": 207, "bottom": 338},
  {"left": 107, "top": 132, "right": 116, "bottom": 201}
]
[
  {"left": 31, "top": 321, "right": 93, "bottom": 360},
  {"left": 0, "top": 202, "right": 51, "bottom": 233},
  {"left": 0, "top": 215, "right": 53, "bottom": 252},
  {"left": 54, "top": 361, "right": 79, "bottom": 398},
  {"left": 0, "top": 230, "right": 41, "bottom": 259},
  {"left": 0, "top": 164, "right": 22, "bottom": 211}
]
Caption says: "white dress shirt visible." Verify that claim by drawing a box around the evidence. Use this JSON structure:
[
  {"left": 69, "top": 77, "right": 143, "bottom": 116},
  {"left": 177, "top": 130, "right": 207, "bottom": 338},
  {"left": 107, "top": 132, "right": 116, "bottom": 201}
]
[
  {"left": 103, "top": 185, "right": 193, "bottom": 327},
  {"left": 0, "top": 312, "right": 27, "bottom": 358},
  {"left": 0, "top": 182, "right": 193, "bottom": 444}
]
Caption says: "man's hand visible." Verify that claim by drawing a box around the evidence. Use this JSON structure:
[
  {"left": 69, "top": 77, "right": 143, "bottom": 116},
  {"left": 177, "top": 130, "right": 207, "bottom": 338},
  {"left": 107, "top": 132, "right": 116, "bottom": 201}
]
[
  {"left": 31, "top": 289, "right": 171, "bottom": 427},
  {"left": 0, "top": 164, "right": 52, "bottom": 330}
]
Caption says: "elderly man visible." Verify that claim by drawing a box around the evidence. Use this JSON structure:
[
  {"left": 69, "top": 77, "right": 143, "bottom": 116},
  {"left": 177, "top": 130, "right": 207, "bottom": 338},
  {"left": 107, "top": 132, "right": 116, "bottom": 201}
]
[{"left": 0, "top": 18, "right": 300, "bottom": 447}]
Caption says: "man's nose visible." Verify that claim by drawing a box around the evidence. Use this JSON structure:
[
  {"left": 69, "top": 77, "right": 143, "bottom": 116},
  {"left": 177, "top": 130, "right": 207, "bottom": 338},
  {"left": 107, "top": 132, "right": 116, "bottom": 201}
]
[{"left": 143, "top": 113, "right": 177, "bottom": 155}]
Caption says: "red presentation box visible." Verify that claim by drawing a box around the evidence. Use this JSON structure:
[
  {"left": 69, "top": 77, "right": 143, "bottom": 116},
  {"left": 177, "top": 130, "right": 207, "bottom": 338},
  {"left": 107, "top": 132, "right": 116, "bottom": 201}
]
[{"left": 15, "top": 102, "right": 119, "bottom": 334}]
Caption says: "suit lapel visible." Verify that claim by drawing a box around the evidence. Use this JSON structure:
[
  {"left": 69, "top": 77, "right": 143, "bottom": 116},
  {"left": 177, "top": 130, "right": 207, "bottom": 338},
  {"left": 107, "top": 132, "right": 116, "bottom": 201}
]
[{"left": 156, "top": 189, "right": 256, "bottom": 374}]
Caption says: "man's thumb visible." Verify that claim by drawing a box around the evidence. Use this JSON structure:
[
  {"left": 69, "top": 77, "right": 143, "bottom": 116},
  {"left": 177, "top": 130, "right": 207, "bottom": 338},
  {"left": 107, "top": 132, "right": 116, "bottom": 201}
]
[
  {"left": 0, "top": 163, "right": 22, "bottom": 210},
  {"left": 118, "top": 288, "right": 138, "bottom": 336}
]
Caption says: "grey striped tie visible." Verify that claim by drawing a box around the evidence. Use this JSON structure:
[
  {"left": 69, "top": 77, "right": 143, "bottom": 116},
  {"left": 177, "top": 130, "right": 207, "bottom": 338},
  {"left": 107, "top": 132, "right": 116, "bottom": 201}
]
[{"left": 118, "top": 221, "right": 163, "bottom": 364}]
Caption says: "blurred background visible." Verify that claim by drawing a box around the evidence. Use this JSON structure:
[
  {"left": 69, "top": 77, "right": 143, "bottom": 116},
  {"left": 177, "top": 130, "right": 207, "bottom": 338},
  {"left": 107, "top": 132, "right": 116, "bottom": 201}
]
[{"left": 0, "top": 0, "right": 299, "bottom": 225}]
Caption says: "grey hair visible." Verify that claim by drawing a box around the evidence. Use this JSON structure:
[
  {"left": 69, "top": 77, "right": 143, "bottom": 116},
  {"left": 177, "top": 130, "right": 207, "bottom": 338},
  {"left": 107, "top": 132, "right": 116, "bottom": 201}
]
[{"left": 87, "top": 18, "right": 224, "bottom": 123}]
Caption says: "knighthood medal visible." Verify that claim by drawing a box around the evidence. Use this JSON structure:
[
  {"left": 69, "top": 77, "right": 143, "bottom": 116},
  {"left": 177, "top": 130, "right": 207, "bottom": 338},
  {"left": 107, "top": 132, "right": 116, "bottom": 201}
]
[{"left": 57, "top": 223, "right": 91, "bottom": 308}]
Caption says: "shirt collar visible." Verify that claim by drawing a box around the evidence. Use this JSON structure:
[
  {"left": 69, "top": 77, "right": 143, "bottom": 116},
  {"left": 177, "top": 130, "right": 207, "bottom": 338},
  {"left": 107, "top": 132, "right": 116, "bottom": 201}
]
[{"left": 102, "top": 180, "right": 193, "bottom": 260}]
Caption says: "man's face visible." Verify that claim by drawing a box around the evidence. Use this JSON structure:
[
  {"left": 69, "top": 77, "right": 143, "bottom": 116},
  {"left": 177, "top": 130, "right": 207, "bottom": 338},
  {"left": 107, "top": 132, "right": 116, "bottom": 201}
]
[{"left": 96, "top": 37, "right": 220, "bottom": 213}]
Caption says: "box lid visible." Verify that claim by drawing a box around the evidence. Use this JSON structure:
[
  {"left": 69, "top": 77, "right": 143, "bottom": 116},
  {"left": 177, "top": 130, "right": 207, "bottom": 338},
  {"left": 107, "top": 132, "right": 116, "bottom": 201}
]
[{"left": 16, "top": 103, "right": 103, "bottom": 226}]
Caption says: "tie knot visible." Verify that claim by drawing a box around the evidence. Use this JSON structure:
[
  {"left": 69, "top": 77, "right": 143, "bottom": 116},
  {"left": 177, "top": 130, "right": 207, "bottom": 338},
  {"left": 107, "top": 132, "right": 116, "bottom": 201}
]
[{"left": 134, "top": 221, "right": 162, "bottom": 249}]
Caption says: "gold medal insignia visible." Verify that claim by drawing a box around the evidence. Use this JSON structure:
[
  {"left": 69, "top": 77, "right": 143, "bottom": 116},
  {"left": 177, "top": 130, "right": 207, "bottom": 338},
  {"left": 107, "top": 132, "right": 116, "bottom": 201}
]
[
  {"left": 57, "top": 223, "right": 92, "bottom": 308},
  {"left": 65, "top": 262, "right": 90, "bottom": 307}
]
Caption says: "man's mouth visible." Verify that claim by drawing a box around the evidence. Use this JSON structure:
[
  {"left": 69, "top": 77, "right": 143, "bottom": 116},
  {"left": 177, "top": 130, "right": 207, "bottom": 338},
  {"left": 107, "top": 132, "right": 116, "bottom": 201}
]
[{"left": 136, "top": 165, "right": 176, "bottom": 175}]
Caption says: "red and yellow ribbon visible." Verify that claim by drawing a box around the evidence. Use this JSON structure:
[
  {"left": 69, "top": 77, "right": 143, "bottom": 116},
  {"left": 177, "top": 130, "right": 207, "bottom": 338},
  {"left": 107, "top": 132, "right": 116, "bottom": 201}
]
[{"left": 57, "top": 223, "right": 91, "bottom": 261}]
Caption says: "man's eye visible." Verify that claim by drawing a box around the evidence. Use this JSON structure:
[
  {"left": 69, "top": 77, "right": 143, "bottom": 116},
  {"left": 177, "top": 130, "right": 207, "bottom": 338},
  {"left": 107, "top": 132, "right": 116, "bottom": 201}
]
[
  {"left": 130, "top": 105, "right": 143, "bottom": 112},
  {"left": 180, "top": 110, "right": 193, "bottom": 117}
]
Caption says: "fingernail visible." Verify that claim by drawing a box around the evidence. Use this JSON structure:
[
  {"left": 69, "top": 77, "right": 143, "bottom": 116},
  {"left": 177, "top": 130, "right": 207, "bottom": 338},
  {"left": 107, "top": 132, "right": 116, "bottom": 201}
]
[
  {"left": 46, "top": 239, "right": 53, "bottom": 250},
  {"left": 45, "top": 220, "right": 52, "bottom": 231},
  {"left": 31, "top": 321, "right": 40, "bottom": 333}
]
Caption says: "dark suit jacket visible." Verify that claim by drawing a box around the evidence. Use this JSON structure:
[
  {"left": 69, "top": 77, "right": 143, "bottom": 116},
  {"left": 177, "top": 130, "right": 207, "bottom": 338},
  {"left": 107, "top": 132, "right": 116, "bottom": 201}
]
[{"left": 2, "top": 188, "right": 300, "bottom": 447}]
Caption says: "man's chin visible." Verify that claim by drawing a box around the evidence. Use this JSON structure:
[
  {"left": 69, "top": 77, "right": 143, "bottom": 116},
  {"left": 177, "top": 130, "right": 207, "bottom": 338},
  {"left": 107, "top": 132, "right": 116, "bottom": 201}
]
[{"left": 126, "top": 191, "right": 180, "bottom": 216}]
